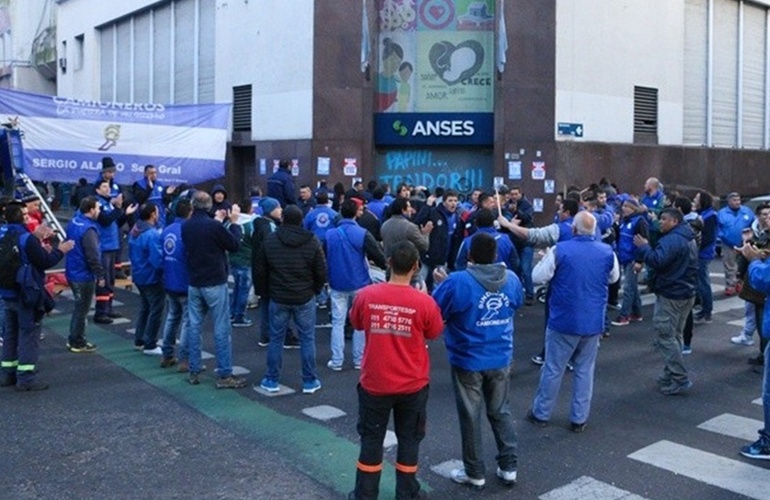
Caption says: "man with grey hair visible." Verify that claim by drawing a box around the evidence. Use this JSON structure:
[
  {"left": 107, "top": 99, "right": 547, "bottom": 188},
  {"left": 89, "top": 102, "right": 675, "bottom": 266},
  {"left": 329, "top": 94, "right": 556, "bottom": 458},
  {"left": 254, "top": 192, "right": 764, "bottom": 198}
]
[
  {"left": 526, "top": 211, "right": 619, "bottom": 432},
  {"left": 181, "top": 191, "right": 247, "bottom": 389},
  {"left": 718, "top": 192, "right": 754, "bottom": 296}
]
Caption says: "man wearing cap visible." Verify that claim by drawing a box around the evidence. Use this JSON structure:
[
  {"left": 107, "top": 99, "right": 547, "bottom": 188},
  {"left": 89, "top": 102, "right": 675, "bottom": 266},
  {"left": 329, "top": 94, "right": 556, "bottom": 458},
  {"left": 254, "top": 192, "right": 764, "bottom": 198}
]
[
  {"left": 251, "top": 197, "right": 300, "bottom": 348},
  {"left": 94, "top": 156, "right": 121, "bottom": 198},
  {"left": 718, "top": 192, "right": 755, "bottom": 296}
]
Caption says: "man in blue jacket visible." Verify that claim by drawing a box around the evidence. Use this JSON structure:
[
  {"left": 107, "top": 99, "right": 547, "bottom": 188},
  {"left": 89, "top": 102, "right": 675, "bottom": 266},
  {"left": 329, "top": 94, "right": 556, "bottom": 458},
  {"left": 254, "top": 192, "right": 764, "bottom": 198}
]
[
  {"left": 0, "top": 203, "right": 74, "bottom": 391},
  {"left": 159, "top": 199, "right": 193, "bottom": 369},
  {"left": 182, "top": 191, "right": 246, "bottom": 389},
  {"left": 414, "top": 189, "right": 465, "bottom": 291},
  {"left": 455, "top": 208, "right": 517, "bottom": 271},
  {"left": 432, "top": 232, "right": 524, "bottom": 489},
  {"left": 718, "top": 192, "right": 755, "bottom": 296},
  {"left": 324, "top": 199, "right": 386, "bottom": 371},
  {"left": 738, "top": 241, "right": 770, "bottom": 460},
  {"left": 64, "top": 196, "right": 104, "bottom": 353},
  {"left": 526, "top": 211, "right": 618, "bottom": 430},
  {"left": 267, "top": 159, "right": 297, "bottom": 208},
  {"left": 634, "top": 208, "right": 698, "bottom": 395},
  {"left": 93, "top": 179, "right": 137, "bottom": 324},
  {"left": 128, "top": 203, "right": 164, "bottom": 355},
  {"left": 132, "top": 164, "right": 175, "bottom": 228}
]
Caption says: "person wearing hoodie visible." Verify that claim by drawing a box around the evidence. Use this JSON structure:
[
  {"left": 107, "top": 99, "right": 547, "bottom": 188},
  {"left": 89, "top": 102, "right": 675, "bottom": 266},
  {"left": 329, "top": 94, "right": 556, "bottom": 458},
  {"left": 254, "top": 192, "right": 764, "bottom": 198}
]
[
  {"left": 634, "top": 207, "right": 698, "bottom": 395},
  {"left": 128, "top": 203, "right": 165, "bottom": 355},
  {"left": 267, "top": 159, "right": 297, "bottom": 208},
  {"left": 255, "top": 205, "right": 327, "bottom": 394},
  {"left": 210, "top": 184, "right": 231, "bottom": 216},
  {"left": 432, "top": 232, "right": 524, "bottom": 489},
  {"left": 526, "top": 211, "right": 619, "bottom": 430}
]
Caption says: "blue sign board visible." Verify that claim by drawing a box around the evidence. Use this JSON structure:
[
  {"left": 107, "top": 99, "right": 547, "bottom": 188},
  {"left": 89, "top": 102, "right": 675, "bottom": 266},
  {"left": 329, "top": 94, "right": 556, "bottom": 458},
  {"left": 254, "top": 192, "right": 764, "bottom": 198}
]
[
  {"left": 557, "top": 122, "right": 584, "bottom": 138},
  {"left": 375, "top": 113, "right": 494, "bottom": 146}
]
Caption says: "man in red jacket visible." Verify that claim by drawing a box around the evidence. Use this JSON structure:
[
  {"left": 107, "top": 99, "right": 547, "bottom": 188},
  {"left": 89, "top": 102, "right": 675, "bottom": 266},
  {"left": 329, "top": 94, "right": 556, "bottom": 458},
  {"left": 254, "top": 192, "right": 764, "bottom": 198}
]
[{"left": 348, "top": 240, "right": 444, "bottom": 500}]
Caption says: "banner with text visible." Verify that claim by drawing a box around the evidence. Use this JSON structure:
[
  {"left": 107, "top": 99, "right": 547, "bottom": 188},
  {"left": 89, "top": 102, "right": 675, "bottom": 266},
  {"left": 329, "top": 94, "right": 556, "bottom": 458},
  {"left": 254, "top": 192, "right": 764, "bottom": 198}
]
[{"left": 0, "top": 88, "right": 231, "bottom": 185}]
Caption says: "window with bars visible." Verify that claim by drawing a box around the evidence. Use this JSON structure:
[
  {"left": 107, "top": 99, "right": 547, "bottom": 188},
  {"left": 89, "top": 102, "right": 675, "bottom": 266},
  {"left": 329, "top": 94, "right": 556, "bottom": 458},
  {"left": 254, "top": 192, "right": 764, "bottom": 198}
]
[
  {"left": 634, "top": 86, "right": 658, "bottom": 144},
  {"left": 233, "top": 85, "right": 252, "bottom": 131}
]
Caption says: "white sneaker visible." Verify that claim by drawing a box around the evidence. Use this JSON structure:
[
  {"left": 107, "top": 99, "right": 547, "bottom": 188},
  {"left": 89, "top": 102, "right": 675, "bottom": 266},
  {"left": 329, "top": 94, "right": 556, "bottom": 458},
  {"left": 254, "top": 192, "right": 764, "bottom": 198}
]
[
  {"left": 142, "top": 346, "right": 163, "bottom": 356},
  {"left": 731, "top": 333, "right": 755, "bottom": 346},
  {"left": 496, "top": 467, "right": 518, "bottom": 485},
  {"left": 450, "top": 468, "right": 485, "bottom": 488}
]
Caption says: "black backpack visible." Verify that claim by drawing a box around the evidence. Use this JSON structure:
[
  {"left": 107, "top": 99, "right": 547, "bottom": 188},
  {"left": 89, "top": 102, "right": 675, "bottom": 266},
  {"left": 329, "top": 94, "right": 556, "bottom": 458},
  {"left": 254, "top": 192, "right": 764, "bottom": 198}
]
[{"left": 0, "top": 229, "right": 22, "bottom": 289}]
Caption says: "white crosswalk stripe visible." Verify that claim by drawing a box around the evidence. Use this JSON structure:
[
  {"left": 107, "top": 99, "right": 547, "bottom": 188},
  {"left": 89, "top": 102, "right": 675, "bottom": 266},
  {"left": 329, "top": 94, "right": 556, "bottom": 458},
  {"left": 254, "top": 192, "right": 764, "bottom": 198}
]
[
  {"left": 697, "top": 414, "right": 764, "bottom": 442},
  {"left": 539, "top": 475, "right": 649, "bottom": 500},
  {"left": 628, "top": 440, "right": 770, "bottom": 500}
]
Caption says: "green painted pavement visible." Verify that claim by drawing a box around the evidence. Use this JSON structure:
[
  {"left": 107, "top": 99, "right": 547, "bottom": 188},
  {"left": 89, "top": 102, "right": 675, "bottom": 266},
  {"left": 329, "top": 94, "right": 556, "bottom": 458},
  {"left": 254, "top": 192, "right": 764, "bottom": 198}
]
[{"left": 43, "top": 314, "right": 421, "bottom": 498}]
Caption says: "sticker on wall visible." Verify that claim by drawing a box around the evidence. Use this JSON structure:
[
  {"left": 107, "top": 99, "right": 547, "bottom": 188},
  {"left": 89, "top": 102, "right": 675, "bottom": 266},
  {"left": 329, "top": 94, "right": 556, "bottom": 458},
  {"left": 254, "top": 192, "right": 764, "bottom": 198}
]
[
  {"left": 317, "top": 157, "right": 330, "bottom": 176},
  {"left": 273, "top": 159, "right": 280, "bottom": 174},
  {"left": 343, "top": 158, "right": 358, "bottom": 176},
  {"left": 353, "top": 177, "right": 363, "bottom": 187},
  {"left": 544, "top": 179, "right": 555, "bottom": 194},
  {"left": 259, "top": 159, "right": 266, "bottom": 176},
  {"left": 508, "top": 161, "right": 521, "bottom": 180},
  {"left": 291, "top": 159, "right": 300, "bottom": 177},
  {"left": 533, "top": 198, "right": 544, "bottom": 213},
  {"left": 531, "top": 161, "right": 546, "bottom": 180}
]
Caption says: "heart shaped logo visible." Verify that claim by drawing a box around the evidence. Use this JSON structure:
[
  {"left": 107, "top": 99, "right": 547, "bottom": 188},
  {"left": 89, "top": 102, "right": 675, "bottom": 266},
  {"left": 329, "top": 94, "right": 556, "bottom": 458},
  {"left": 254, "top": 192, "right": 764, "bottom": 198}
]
[
  {"left": 428, "top": 5, "right": 445, "bottom": 21},
  {"left": 429, "top": 40, "right": 485, "bottom": 85}
]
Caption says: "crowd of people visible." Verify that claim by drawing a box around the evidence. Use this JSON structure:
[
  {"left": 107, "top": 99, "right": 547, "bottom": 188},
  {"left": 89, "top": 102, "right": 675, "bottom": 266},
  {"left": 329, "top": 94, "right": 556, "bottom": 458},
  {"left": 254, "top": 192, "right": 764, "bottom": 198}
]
[{"left": 1, "top": 157, "right": 769, "bottom": 498}]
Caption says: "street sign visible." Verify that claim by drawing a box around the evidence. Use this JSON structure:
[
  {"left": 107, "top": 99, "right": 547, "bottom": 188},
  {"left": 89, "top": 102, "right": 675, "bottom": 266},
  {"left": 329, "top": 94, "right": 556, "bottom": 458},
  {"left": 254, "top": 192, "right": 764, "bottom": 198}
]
[{"left": 557, "top": 122, "right": 584, "bottom": 138}]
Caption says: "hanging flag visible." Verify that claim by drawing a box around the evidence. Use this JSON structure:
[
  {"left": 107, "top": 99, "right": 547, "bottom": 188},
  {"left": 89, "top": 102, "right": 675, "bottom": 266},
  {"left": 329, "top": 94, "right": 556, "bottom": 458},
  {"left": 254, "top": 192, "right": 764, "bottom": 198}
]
[
  {"left": 361, "top": 0, "right": 370, "bottom": 72},
  {"left": 496, "top": 0, "right": 508, "bottom": 73}
]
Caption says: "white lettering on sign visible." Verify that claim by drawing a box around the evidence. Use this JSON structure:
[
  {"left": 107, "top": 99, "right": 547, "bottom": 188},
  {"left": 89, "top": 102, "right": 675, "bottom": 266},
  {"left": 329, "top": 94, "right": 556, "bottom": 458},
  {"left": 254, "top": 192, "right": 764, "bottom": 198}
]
[{"left": 411, "top": 120, "right": 475, "bottom": 138}]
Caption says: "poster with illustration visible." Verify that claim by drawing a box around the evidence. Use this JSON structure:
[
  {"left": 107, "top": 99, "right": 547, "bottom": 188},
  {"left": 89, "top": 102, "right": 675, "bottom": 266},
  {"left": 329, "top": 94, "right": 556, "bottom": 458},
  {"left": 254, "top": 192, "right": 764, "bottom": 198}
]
[{"left": 376, "top": 0, "right": 495, "bottom": 113}]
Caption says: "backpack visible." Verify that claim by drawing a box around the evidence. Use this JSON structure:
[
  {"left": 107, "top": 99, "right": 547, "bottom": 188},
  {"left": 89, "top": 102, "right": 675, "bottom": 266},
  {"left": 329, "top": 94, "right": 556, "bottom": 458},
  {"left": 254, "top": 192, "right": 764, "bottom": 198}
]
[{"left": 0, "top": 230, "right": 22, "bottom": 289}]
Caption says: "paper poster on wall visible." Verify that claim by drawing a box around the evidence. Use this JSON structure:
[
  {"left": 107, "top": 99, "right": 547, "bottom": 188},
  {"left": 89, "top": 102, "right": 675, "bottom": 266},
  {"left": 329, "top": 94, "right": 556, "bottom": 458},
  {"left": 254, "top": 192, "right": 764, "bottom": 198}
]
[
  {"left": 317, "top": 157, "right": 330, "bottom": 176},
  {"left": 291, "top": 159, "right": 300, "bottom": 177},
  {"left": 259, "top": 158, "right": 267, "bottom": 176},
  {"left": 533, "top": 198, "right": 544, "bottom": 213},
  {"left": 273, "top": 159, "right": 280, "bottom": 174},
  {"left": 544, "top": 179, "right": 555, "bottom": 194},
  {"left": 531, "top": 161, "right": 546, "bottom": 180},
  {"left": 343, "top": 158, "right": 358, "bottom": 176},
  {"left": 353, "top": 177, "right": 363, "bottom": 187},
  {"left": 508, "top": 161, "right": 521, "bottom": 180}
]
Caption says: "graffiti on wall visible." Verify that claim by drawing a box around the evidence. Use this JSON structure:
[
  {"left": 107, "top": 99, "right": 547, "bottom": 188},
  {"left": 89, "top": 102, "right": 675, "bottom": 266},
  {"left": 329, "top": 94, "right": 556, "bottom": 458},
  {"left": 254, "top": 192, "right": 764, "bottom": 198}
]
[{"left": 375, "top": 148, "right": 492, "bottom": 200}]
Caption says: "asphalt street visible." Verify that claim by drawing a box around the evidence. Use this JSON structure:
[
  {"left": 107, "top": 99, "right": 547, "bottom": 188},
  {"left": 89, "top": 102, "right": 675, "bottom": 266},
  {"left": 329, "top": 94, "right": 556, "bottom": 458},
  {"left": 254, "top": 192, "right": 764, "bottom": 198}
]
[{"left": 1, "top": 261, "right": 768, "bottom": 499}]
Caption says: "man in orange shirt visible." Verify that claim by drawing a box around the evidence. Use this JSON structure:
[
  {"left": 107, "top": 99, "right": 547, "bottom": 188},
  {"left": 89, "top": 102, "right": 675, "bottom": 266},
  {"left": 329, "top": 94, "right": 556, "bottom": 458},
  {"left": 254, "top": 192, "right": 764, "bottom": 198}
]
[{"left": 348, "top": 240, "right": 444, "bottom": 500}]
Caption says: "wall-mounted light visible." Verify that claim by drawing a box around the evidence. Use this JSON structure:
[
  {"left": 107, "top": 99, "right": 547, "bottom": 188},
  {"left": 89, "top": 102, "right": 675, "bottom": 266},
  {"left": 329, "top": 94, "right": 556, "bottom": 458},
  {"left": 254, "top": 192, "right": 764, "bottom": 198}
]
[{"left": 59, "top": 57, "right": 67, "bottom": 73}]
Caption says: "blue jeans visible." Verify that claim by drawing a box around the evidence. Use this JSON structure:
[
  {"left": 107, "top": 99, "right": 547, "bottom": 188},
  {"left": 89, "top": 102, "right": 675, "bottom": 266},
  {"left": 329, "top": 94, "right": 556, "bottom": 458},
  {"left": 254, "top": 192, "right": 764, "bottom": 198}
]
[
  {"left": 697, "top": 259, "right": 713, "bottom": 316},
  {"left": 451, "top": 366, "right": 518, "bottom": 479},
  {"left": 264, "top": 299, "right": 317, "bottom": 383},
  {"left": 135, "top": 283, "right": 165, "bottom": 349},
  {"left": 68, "top": 280, "right": 95, "bottom": 347},
  {"left": 619, "top": 262, "right": 642, "bottom": 317},
  {"left": 229, "top": 265, "right": 252, "bottom": 322},
  {"left": 330, "top": 289, "right": 364, "bottom": 366},
  {"left": 188, "top": 284, "right": 234, "bottom": 377},
  {"left": 744, "top": 301, "right": 757, "bottom": 336},
  {"left": 761, "top": 340, "right": 770, "bottom": 442},
  {"left": 532, "top": 328, "right": 601, "bottom": 425},
  {"left": 517, "top": 245, "right": 534, "bottom": 299},
  {"left": 162, "top": 293, "right": 190, "bottom": 361}
]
